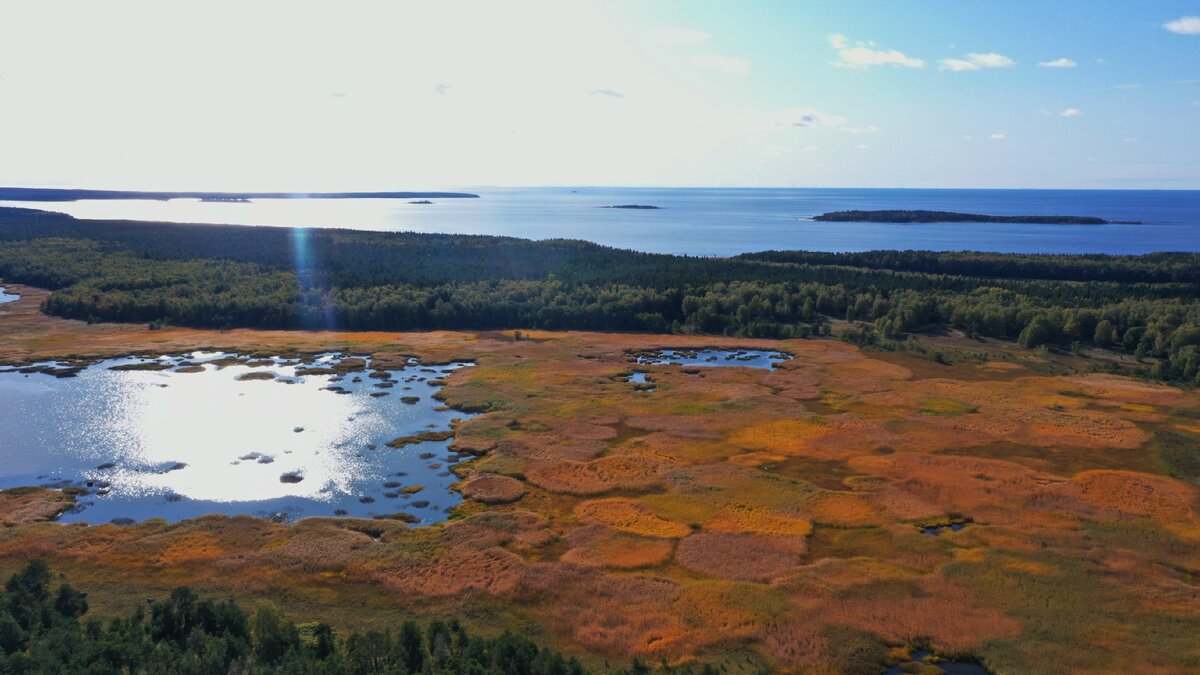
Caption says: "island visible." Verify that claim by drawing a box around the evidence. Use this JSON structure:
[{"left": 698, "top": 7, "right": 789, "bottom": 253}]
[
  {"left": 812, "top": 209, "right": 1139, "bottom": 224},
  {"left": 408, "top": 200, "right": 434, "bottom": 204},
  {"left": 599, "top": 204, "right": 660, "bottom": 209},
  {"left": 199, "top": 196, "right": 251, "bottom": 203},
  {"left": 0, "top": 187, "right": 479, "bottom": 201}
]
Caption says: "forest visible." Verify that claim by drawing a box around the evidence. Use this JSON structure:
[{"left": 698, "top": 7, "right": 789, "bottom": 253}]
[
  {"left": 811, "top": 210, "right": 1118, "bottom": 225},
  {"left": 1, "top": 206, "right": 1198, "bottom": 384},
  {"left": 0, "top": 560, "right": 691, "bottom": 675}
]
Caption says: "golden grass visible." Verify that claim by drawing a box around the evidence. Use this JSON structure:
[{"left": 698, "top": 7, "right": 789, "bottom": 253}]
[
  {"left": 2, "top": 290, "right": 1200, "bottom": 673},
  {"left": 574, "top": 498, "right": 692, "bottom": 538}
]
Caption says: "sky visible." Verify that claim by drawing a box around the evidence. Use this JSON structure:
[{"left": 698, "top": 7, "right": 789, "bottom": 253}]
[{"left": 0, "top": 0, "right": 1197, "bottom": 190}]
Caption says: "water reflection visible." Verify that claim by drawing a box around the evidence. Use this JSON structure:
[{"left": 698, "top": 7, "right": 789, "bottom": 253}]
[
  {"left": 0, "top": 286, "right": 18, "bottom": 303},
  {"left": 0, "top": 352, "right": 474, "bottom": 524}
]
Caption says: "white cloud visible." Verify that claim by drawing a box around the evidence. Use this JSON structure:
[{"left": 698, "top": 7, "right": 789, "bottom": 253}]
[
  {"left": 433, "top": 83, "right": 449, "bottom": 95},
  {"left": 692, "top": 53, "right": 749, "bottom": 75},
  {"left": 828, "top": 33, "right": 924, "bottom": 69},
  {"left": 855, "top": 144, "right": 869, "bottom": 150},
  {"left": 1038, "top": 58, "right": 1077, "bottom": 68},
  {"left": 785, "top": 108, "right": 846, "bottom": 128},
  {"left": 990, "top": 131, "right": 1007, "bottom": 140},
  {"left": 940, "top": 52, "right": 1015, "bottom": 71},
  {"left": 647, "top": 27, "right": 710, "bottom": 44},
  {"left": 1113, "top": 83, "right": 1142, "bottom": 90},
  {"left": 1061, "top": 108, "right": 1083, "bottom": 117},
  {"left": 588, "top": 88, "right": 625, "bottom": 99},
  {"left": 1123, "top": 137, "right": 1138, "bottom": 142},
  {"left": 1163, "top": 16, "right": 1200, "bottom": 34},
  {"left": 1175, "top": 79, "right": 1200, "bottom": 85},
  {"left": 775, "top": 107, "right": 879, "bottom": 134}
]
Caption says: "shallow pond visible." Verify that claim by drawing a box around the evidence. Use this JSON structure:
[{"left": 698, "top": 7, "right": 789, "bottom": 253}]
[
  {"left": 884, "top": 651, "right": 989, "bottom": 674},
  {"left": 633, "top": 348, "right": 792, "bottom": 370},
  {"left": 0, "top": 286, "right": 18, "bottom": 303},
  {"left": 0, "top": 352, "right": 474, "bottom": 524},
  {"left": 921, "top": 522, "right": 968, "bottom": 536}
]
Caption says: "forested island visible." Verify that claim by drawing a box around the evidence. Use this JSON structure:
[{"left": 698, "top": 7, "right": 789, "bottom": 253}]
[
  {"left": 0, "top": 206, "right": 1196, "bottom": 384},
  {"left": 0, "top": 187, "right": 479, "bottom": 202},
  {"left": 599, "top": 204, "right": 661, "bottom": 209},
  {"left": 812, "top": 210, "right": 1136, "bottom": 224}
]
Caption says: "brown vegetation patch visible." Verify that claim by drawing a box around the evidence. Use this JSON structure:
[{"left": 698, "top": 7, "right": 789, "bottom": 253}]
[
  {"left": 458, "top": 473, "right": 527, "bottom": 504},
  {"left": 380, "top": 546, "right": 525, "bottom": 598},
  {"left": 0, "top": 488, "right": 74, "bottom": 525},
  {"left": 525, "top": 455, "right": 666, "bottom": 495},
  {"left": 704, "top": 504, "right": 813, "bottom": 536},
  {"left": 560, "top": 525, "right": 674, "bottom": 569},
  {"left": 574, "top": 498, "right": 691, "bottom": 538},
  {"left": 1071, "top": 470, "right": 1198, "bottom": 520},
  {"left": 803, "top": 491, "right": 885, "bottom": 526},
  {"left": 674, "top": 532, "right": 808, "bottom": 582},
  {"left": 816, "top": 575, "right": 1021, "bottom": 653}
]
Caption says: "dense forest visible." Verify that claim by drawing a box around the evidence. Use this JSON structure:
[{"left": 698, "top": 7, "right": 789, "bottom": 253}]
[
  {"left": 0, "top": 560, "right": 699, "bottom": 674},
  {"left": 1, "top": 206, "right": 1198, "bottom": 384}
]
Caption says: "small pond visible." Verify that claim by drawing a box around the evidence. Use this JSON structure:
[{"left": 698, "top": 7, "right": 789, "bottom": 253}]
[
  {"left": 0, "top": 286, "right": 18, "bottom": 303},
  {"left": 632, "top": 348, "right": 792, "bottom": 370},
  {"left": 884, "top": 651, "right": 989, "bottom": 674},
  {"left": 0, "top": 352, "right": 474, "bottom": 524},
  {"left": 922, "top": 522, "right": 968, "bottom": 536}
]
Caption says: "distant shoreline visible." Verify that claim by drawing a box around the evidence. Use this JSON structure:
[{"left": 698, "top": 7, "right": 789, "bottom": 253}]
[
  {"left": 0, "top": 187, "right": 480, "bottom": 202},
  {"left": 812, "top": 209, "right": 1140, "bottom": 225}
]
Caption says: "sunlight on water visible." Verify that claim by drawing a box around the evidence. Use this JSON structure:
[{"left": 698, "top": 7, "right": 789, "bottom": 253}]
[{"left": 0, "top": 352, "right": 474, "bottom": 524}]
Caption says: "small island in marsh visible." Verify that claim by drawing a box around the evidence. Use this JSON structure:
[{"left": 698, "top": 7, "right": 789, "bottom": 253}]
[{"left": 813, "top": 209, "right": 1140, "bottom": 225}]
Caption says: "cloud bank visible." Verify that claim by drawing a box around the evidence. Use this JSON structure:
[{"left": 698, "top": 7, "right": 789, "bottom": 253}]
[
  {"left": 1163, "top": 16, "right": 1200, "bottom": 34},
  {"left": 828, "top": 34, "right": 924, "bottom": 69},
  {"left": 941, "top": 52, "right": 1016, "bottom": 71}
]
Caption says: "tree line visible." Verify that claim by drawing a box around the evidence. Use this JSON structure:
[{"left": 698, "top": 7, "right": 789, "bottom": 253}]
[
  {"left": 2, "top": 559, "right": 717, "bottom": 675},
  {"left": 1, "top": 206, "right": 1197, "bottom": 384}
]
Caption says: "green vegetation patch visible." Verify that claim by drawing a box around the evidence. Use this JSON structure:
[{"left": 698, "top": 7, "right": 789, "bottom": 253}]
[{"left": 918, "top": 397, "right": 979, "bottom": 416}]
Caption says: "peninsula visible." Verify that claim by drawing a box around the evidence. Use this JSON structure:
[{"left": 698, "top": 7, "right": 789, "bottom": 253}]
[{"left": 0, "top": 187, "right": 480, "bottom": 202}]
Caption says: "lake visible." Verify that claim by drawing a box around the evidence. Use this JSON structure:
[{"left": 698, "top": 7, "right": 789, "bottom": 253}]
[
  {"left": 0, "top": 286, "right": 18, "bottom": 303},
  {"left": 0, "top": 352, "right": 474, "bottom": 524},
  {"left": 3, "top": 187, "right": 1197, "bottom": 256}
]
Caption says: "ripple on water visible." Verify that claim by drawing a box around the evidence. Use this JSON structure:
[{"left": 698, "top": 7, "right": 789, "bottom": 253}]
[{"left": 0, "top": 352, "right": 475, "bottom": 524}]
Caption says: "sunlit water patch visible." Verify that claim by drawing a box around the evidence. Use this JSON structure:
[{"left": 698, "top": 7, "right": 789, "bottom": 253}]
[
  {"left": 0, "top": 286, "right": 18, "bottom": 303},
  {"left": 631, "top": 348, "right": 792, "bottom": 370},
  {"left": 0, "top": 352, "right": 474, "bottom": 524}
]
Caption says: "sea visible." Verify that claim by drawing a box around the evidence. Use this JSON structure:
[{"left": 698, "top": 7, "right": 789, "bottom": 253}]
[{"left": 2, "top": 187, "right": 1197, "bottom": 257}]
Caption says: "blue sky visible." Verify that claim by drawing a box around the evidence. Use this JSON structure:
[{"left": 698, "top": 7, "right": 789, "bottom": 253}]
[{"left": 0, "top": 0, "right": 1196, "bottom": 189}]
